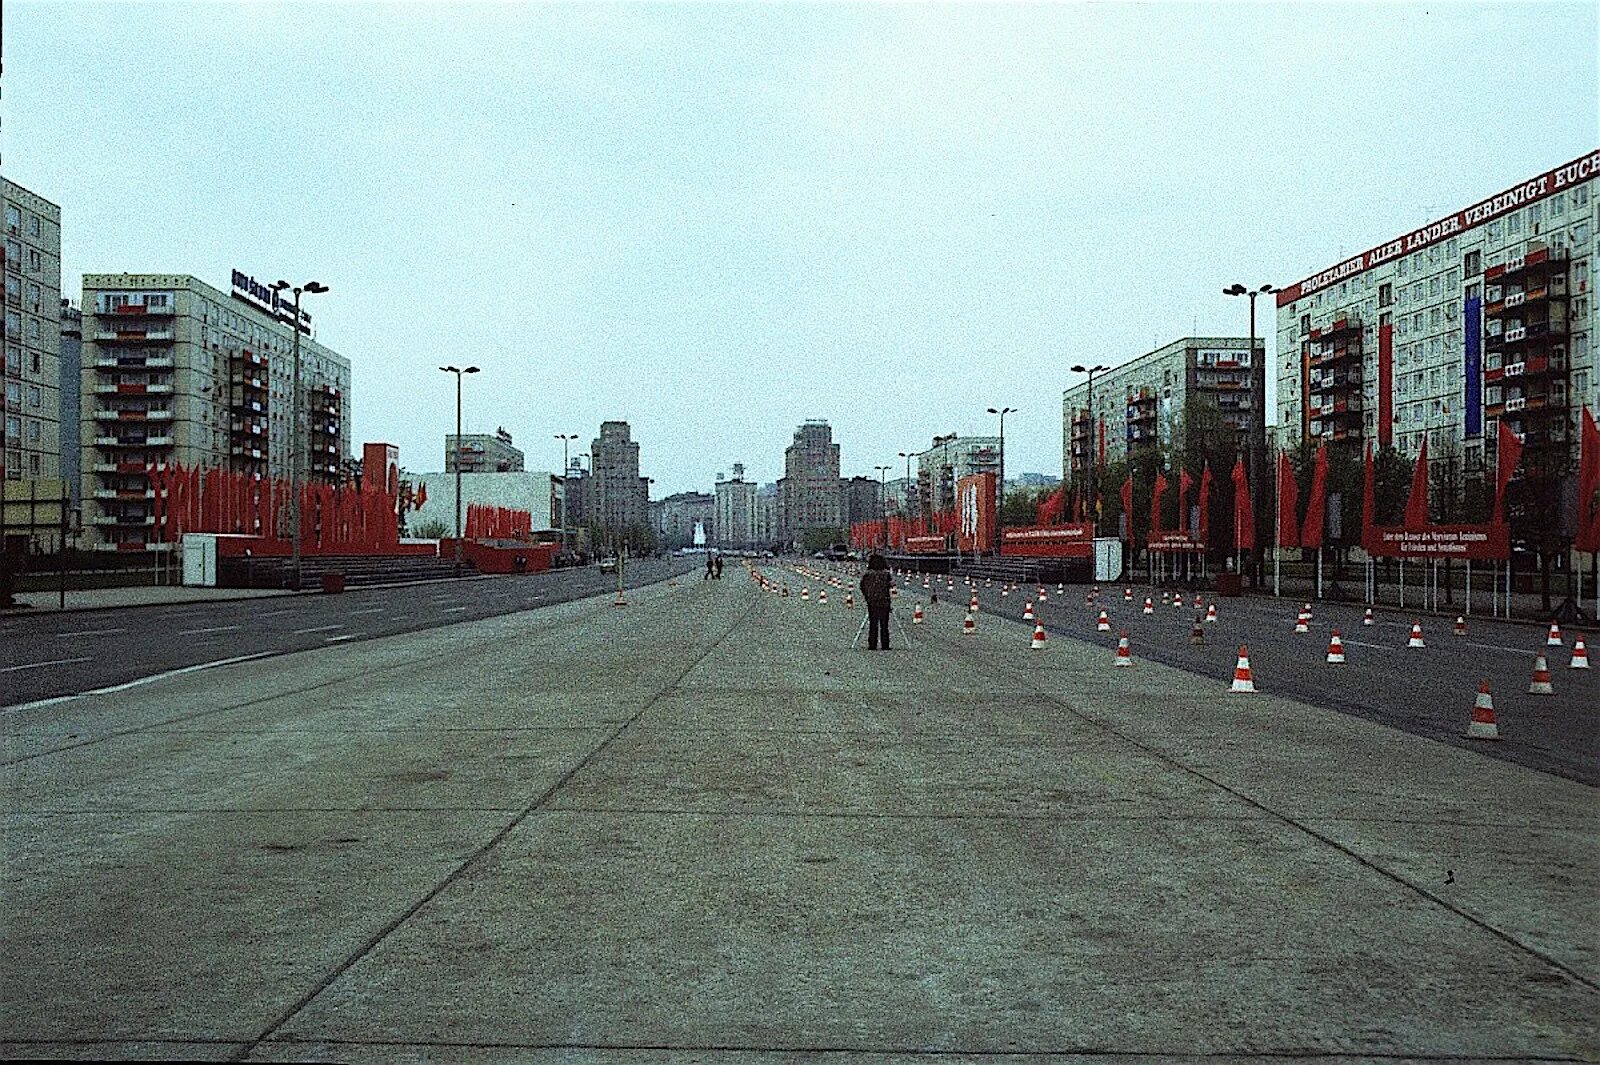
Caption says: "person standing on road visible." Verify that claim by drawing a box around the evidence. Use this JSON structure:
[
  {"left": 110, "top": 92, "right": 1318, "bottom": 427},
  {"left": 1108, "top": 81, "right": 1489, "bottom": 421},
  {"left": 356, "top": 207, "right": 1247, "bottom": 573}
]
[
  {"left": 705, "top": 552, "right": 715, "bottom": 581},
  {"left": 714, "top": 554, "right": 724, "bottom": 580},
  {"left": 859, "top": 553, "right": 893, "bottom": 650}
]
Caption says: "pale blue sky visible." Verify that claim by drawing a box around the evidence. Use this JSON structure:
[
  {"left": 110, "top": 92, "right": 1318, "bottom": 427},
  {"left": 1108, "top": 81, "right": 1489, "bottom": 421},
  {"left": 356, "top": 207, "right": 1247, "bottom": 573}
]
[{"left": 5, "top": 1, "right": 1596, "bottom": 493}]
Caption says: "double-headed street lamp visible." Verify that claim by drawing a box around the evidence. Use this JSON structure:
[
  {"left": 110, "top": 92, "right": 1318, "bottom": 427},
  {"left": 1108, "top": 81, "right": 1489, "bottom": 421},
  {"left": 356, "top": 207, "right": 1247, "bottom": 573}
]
[
  {"left": 986, "top": 406, "right": 1016, "bottom": 528},
  {"left": 1224, "top": 283, "right": 1278, "bottom": 577},
  {"left": 897, "top": 450, "right": 922, "bottom": 530},
  {"left": 1070, "top": 364, "right": 1110, "bottom": 532},
  {"left": 439, "top": 365, "right": 480, "bottom": 576},
  {"left": 874, "top": 464, "right": 892, "bottom": 548},
  {"left": 269, "top": 280, "right": 328, "bottom": 591},
  {"left": 554, "top": 433, "right": 578, "bottom": 560}
]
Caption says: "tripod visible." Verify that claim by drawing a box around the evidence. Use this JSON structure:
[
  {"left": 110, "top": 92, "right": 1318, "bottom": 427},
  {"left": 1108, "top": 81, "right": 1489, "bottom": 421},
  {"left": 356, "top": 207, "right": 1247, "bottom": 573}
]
[{"left": 852, "top": 608, "right": 914, "bottom": 651}]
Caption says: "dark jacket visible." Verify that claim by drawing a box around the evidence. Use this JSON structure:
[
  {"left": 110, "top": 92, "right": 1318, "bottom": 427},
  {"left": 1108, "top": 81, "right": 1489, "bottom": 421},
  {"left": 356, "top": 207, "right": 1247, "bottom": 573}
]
[{"left": 859, "top": 569, "right": 892, "bottom": 612}]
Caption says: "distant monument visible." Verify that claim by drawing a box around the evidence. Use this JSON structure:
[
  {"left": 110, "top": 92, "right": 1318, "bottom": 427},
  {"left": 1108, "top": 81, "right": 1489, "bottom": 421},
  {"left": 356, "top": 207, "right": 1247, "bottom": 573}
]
[{"left": 693, "top": 520, "right": 707, "bottom": 547}]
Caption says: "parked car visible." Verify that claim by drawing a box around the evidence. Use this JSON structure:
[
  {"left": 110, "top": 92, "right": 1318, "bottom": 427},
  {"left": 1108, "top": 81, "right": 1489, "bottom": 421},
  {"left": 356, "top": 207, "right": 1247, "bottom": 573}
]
[{"left": 598, "top": 557, "right": 618, "bottom": 574}]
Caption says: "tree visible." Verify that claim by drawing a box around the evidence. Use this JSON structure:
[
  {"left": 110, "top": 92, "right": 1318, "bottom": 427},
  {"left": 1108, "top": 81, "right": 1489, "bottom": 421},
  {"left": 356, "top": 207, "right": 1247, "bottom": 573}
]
[
  {"left": 411, "top": 518, "right": 450, "bottom": 539},
  {"left": 800, "top": 527, "right": 846, "bottom": 554},
  {"left": 1001, "top": 485, "right": 1051, "bottom": 526}
]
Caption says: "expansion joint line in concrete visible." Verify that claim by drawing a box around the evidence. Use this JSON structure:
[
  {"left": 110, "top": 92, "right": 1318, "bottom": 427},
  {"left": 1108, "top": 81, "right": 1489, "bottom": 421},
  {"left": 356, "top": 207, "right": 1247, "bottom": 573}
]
[
  {"left": 933, "top": 625, "right": 1600, "bottom": 997},
  {"left": 230, "top": 592, "right": 763, "bottom": 1062}
]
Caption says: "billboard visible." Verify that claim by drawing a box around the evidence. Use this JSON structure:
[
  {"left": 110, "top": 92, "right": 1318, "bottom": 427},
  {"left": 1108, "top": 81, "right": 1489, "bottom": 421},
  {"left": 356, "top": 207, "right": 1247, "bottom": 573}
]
[
  {"left": 1148, "top": 531, "right": 1206, "bottom": 552},
  {"left": 956, "top": 471, "right": 997, "bottom": 554},
  {"left": 905, "top": 535, "right": 946, "bottom": 554},
  {"left": 1366, "top": 523, "right": 1510, "bottom": 560},
  {"left": 1000, "top": 523, "right": 1093, "bottom": 557}
]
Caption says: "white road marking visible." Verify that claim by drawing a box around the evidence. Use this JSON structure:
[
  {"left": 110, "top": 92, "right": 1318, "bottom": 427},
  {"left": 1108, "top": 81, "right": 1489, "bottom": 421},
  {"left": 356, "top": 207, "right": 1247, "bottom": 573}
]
[
  {"left": 2, "top": 656, "right": 92, "bottom": 674},
  {"left": 1465, "top": 640, "right": 1548, "bottom": 655},
  {"left": 1342, "top": 639, "right": 1395, "bottom": 651},
  {"left": 3, "top": 651, "right": 281, "bottom": 711},
  {"left": 441, "top": 606, "right": 467, "bottom": 613},
  {"left": 325, "top": 633, "right": 361, "bottom": 643},
  {"left": 58, "top": 628, "right": 128, "bottom": 638},
  {"left": 258, "top": 609, "right": 293, "bottom": 617},
  {"left": 292, "top": 624, "right": 343, "bottom": 634},
  {"left": 349, "top": 608, "right": 385, "bottom": 616},
  {"left": 177, "top": 625, "right": 241, "bottom": 636}
]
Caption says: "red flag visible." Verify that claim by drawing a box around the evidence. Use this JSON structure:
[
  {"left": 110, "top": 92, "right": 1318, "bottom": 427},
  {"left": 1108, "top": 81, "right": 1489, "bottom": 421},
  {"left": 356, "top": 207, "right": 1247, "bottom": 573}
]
[
  {"left": 1151, "top": 471, "right": 1168, "bottom": 535},
  {"left": 1491, "top": 420, "right": 1523, "bottom": 525},
  {"left": 1301, "top": 445, "right": 1329, "bottom": 549},
  {"left": 1232, "top": 456, "right": 1255, "bottom": 551},
  {"left": 1120, "top": 474, "right": 1133, "bottom": 541},
  {"left": 1361, "top": 443, "right": 1375, "bottom": 549},
  {"left": 1197, "top": 463, "right": 1213, "bottom": 546},
  {"left": 1276, "top": 450, "right": 1300, "bottom": 548},
  {"left": 1404, "top": 435, "right": 1430, "bottom": 528},
  {"left": 1177, "top": 469, "right": 1193, "bottom": 536},
  {"left": 1575, "top": 407, "right": 1600, "bottom": 552}
]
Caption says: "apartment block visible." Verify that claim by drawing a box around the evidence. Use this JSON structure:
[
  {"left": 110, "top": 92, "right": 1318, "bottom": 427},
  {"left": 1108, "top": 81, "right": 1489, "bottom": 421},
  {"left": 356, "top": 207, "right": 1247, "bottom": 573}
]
[{"left": 3, "top": 177, "right": 62, "bottom": 486}]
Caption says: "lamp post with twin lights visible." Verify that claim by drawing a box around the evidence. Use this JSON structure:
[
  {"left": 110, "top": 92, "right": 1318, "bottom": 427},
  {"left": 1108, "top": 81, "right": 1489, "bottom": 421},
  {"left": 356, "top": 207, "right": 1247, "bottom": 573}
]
[
  {"left": 986, "top": 406, "right": 1016, "bottom": 532},
  {"left": 268, "top": 279, "right": 328, "bottom": 591},
  {"left": 439, "top": 364, "right": 480, "bottom": 576},
  {"left": 1070, "top": 364, "right": 1110, "bottom": 533}
]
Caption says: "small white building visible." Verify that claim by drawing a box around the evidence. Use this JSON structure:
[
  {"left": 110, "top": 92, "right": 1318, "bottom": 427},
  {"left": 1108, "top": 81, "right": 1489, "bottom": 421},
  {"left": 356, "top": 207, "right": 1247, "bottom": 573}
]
[{"left": 408, "top": 470, "right": 563, "bottom": 536}]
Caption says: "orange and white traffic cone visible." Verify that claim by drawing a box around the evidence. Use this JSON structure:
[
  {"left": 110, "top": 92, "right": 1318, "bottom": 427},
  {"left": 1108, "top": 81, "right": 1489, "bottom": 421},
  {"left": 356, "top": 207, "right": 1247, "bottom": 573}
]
[
  {"left": 969, "top": 594, "right": 979, "bottom": 613},
  {"left": 1124, "top": 587, "right": 1133, "bottom": 601},
  {"left": 1172, "top": 595, "right": 1184, "bottom": 610},
  {"left": 1408, "top": 621, "right": 1425, "bottom": 648},
  {"left": 1030, "top": 623, "right": 1048, "bottom": 649},
  {"left": 962, "top": 611, "right": 976, "bottom": 635},
  {"left": 845, "top": 593, "right": 854, "bottom": 608},
  {"left": 1001, "top": 586, "right": 1010, "bottom": 598},
  {"left": 1143, "top": 597, "right": 1154, "bottom": 615},
  {"left": 1058, "top": 583, "right": 1065, "bottom": 594},
  {"left": 912, "top": 604, "right": 924, "bottom": 625},
  {"left": 1571, "top": 636, "right": 1590, "bottom": 670},
  {"left": 1547, "top": 621, "right": 1563, "bottom": 647},
  {"left": 1230, "top": 645, "right": 1257, "bottom": 693},
  {"left": 1467, "top": 681, "right": 1500, "bottom": 740},
  {"left": 1454, "top": 616, "right": 1466, "bottom": 636},
  {"left": 818, "top": 589, "right": 828, "bottom": 605},
  {"left": 1302, "top": 602, "right": 1313, "bottom": 621},
  {"left": 1192, "top": 594, "right": 1203, "bottom": 609},
  {"left": 1326, "top": 629, "right": 1346, "bottom": 664},
  {"left": 1097, "top": 609, "right": 1111, "bottom": 632},
  {"left": 1114, "top": 631, "right": 1133, "bottom": 667},
  {"left": 1037, "top": 588, "right": 1048, "bottom": 602},
  {"left": 1023, "top": 601, "right": 1035, "bottom": 621},
  {"left": 1529, "top": 653, "right": 1555, "bottom": 695},
  {"left": 1190, "top": 616, "right": 1205, "bottom": 644},
  {"left": 1294, "top": 611, "right": 1309, "bottom": 634},
  {"left": 1204, "top": 603, "right": 1218, "bottom": 623},
  {"left": 1362, "top": 607, "right": 1375, "bottom": 626},
  {"left": 801, "top": 587, "right": 809, "bottom": 601}
]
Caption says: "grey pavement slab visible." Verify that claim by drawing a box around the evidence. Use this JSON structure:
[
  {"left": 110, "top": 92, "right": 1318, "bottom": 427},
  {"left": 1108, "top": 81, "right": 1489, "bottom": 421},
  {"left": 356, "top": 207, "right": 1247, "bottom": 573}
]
[{"left": 2, "top": 569, "right": 1595, "bottom": 1060}]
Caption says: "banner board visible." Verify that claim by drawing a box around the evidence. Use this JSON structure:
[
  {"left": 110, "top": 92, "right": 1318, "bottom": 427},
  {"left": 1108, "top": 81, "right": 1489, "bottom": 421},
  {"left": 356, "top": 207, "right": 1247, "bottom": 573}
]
[
  {"left": 1366, "top": 523, "right": 1510, "bottom": 559},
  {"left": 999, "top": 523, "right": 1093, "bottom": 557},
  {"left": 956, "top": 471, "right": 997, "bottom": 554},
  {"left": 1148, "top": 531, "right": 1206, "bottom": 552},
  {"left": 905, "top": 535, "right": 946, "bottom": 554}
]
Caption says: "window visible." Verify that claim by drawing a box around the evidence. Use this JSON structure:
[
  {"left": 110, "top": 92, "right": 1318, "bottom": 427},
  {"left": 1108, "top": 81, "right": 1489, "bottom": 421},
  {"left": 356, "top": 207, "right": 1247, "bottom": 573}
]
[
  {"left": 26, "top": 419, "right": 40, "bottom": 442},
  {"left": 26, "top": 248, "right": 40, "bottom": 272},
  {"left": 1467, "top": 282, "right": 1481, "bottom": 301},
  {"left": 4, "top": 239, "right": 19, "bottom": 268},
  {"left": 3, "top": 206, "right": 19, "bottom": 233},
  {"left": 28, "top": 453, "right": 40, "bottom": 475},
  {"left": 29, "top": 350, "right": 40, "bottom": 373},
  {"left": 28, "top": 214, "right": 41, "bottom": 236},
  {"left": 1575, "top": 221, "right": 1591, "bottom": 244},
  {"left": 26, "top": 385, "right": 40, "bottom": 408},
  {"left": 26, "top": 284, "right": 40, "bottom": 314},
  {"left": 1300, "top": 314, "right": 1311, "bottom": 334},
  {"left": 1508, "top": 211, "right": 1522, "bottom": 236},
  {"left": 4, "top": 344, "right": 18, "bottom": 374},
  {"left": 4, "top": 381, "right": 18, "bottom": 406},
  {"left": 1577, "top": 185, "right": 1589, "bottom": 207},
  {"left": 4, "top": 276, "right": 17, "bottom": 305},
  {"left": 1488, "top": 222, "right": 1500, "bottom": 242},
  {"left": 27, "top": 318, "right": 40, "bottom": 340},
  {"left": 4, "top": 311, "right": 18, "bottom": 338},
  {"left": 1379, "top": 282, "right": 1393, "bottom": 307},
  {"left": 1553, "top": 194, "right": 1568, "bottom": 218},
  {"left": 1399, "top": 258, "right": 1409, "bottom": 278},
  {"left": 1465, "top": 249, "right": 1481, "bottom": 275},
  {"left": 1430, "top": 276, "right": 1440, "bottom": 297}
]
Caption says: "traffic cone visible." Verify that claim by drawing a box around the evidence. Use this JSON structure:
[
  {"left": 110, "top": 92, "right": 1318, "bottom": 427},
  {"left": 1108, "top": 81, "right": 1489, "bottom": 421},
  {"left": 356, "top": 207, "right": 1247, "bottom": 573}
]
[
  {"left": 818, "top": 589, "right": 827, "bottom": 605},
  {"left": 1001, "top": 586, "right": 1010, "bottom": 598},
  {"left": 1547, "top": 621, "right": 1563, "bottom": 647},
  {"left": 1466, "top": 681, "right": 1501, "bottom": 739},
  {"left": 1293, "top": 611, "right": 1309, "bottom": 634},
  {"left": 1172, "top": 594, "right": 1184, "bottom": 610},
  {"left": 1302, "top": 602, "right": 1313, "bottom": 621},
  {"left": 1085, "top": 591, "right": 1095, "bottom": 605},
  {"left": 801, "top": 587, "right": 809, "bottom": 601},
  {"left": 1057, "top": 583, "right": 1065, "bottom": 594},
  {"left": 969, "top": 593, "right": 979, "bottom": 612},
  {"left": 1190, "top": 616, "right": 1204, "bottom": 644},
  {"left": 1230, "top": 645, "right": 1257, "bottom": 693},
  {"left": 1571, "top": 636, "right": 1590, "bottom": 669},
  {"left": 1528, "top": 653, "right": 1554, "bottom": 695},
  {"left": 1114, "top": 631, "right": 1133, "bottom": 667},
  {"left": 1362, "top": 607, "right": 1374, "bottom": 626},
  {"left": 1160, "top": 590, "right": 1170, "bottom": 604},
  {"left": 845, "top": 593, "right": 854, "bottom": 608},
  {"left": 614, "top": 586, "right": 628, "bottom": 607},
  {"left": 1097, "top": 609, "right": 1111, "bottom": 632},
  {"left": 1124, "top": 587, "right": 1133, "bottom": 601},
  {"left": 1037, "top": 587, "right": 1047, "bottom": 601},
  {"left": 1408, "top": 621, "right": 1425, "bottom": 648},
  {"left": 1023, "top": 601, "right": 1035, "bottom": 621},
  {"left": 782, "top": 585, "right": 789, "bottom": 597},
  {"left": 1192, "top": 594, "right": 1203, "bottom": 609},
  {"left": 912, "top": 604, "right": 925, "bottom": 625},
  {"left": 1326, "top": 629, "right": 1346, "bottom": 664},
  {"left": 1454, "top": 616, "right": 1466, "bottom": 636},
  {"left": 1143, "top": 597, "right": 1154, "bottom": 615},
  {"left": 1204, "top": 603, "right": 1218, "bottom": 623},
  {"left": 1030, "top": 623, "right": 1048, "bottom": 649},
  {"left": 962, "top": 611, "right": 976, "bottom": 635}
]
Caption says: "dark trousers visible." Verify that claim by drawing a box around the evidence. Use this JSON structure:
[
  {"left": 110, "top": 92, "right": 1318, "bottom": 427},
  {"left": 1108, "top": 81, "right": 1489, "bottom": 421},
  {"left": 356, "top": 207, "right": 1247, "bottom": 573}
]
[{"left": 867, "top": 607, "right": 890, "bottom": 650}]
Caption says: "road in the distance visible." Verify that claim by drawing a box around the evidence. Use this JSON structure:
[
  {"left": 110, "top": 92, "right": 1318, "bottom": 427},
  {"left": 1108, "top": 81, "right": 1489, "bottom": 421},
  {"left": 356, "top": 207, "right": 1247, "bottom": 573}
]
[{"left": 1, "top": 558, "right": 698, "bottom": 708}]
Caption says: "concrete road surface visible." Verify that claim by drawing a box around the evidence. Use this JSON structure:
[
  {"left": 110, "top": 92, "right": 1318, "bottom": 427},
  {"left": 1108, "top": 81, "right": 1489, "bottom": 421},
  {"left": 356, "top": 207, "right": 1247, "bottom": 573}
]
[{"left": 1, "top": 564, "right": 1595, "bottom": 1062}]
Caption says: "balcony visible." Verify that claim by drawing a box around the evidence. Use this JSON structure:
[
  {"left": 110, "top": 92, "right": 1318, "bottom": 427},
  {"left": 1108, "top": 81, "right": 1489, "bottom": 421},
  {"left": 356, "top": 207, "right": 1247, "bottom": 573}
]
[
  {"left": 94, "top": 488, "right": 155, "bottom": 500},
  {"left": 94, "top": 355, "right": 174, "bottom": 370},
  {"left": 1484, "top": 247, "right": 1566, "bottom": 284},
  {"left": 94, "top": 382, "right": 174, "bottom": 395},
  {"left": 93, "top": 514, "right": 156, "bottom": 527},
  {"left": 106, "top": 302, "right": 175, "bottom": 318},
  {"left": 230, "top": 445, "right": 266, "bottom": 460},
  {"left": 94, "top": 408, "right": 174, "bottom": 421},
  {"left": 94, "top": 329, "right": 174, "bottom": 344}
]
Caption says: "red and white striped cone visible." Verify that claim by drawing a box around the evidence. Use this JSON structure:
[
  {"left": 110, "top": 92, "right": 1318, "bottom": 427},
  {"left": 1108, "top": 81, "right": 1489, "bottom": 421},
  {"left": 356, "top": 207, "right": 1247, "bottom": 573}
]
[
  {"left": 1230, "top": 645, "right": 1257, "bottom": 693},
  {"left": 1001, "top": 586, "right": 1010, "bottom": 598},
  {"left": 1085, "top": 591, "right": 1095, "bottom": 605},
  {"left": 962, "top": 611, "right": 976, "bottom": 635},
  {"left": 1192, "top": 594, "right": 1203, "bottom": 609},
  {"left": 1547, "top": 621, "right": 1563, "bottom": 647},
  {"left": 1293, "top": 611, "right": 1309, "bottom": 634},
  {"left": 1172, "top": 594, "right": 1184, "bottom": 611},
  {"left": 1302, "top": 602, "right": 1313, "bottom": 621},
  {"left": 1362, "top": 607, "right": 1375, "bottom": 626},
  {"left": 1204, "top": 603, "right": 1218, "bottom": 623},
  {"left": 1124, "top": 587, "right": 1133, "bottom": 601},
  {"left": 1057, "top": 583, "right": 1065, "bottom": 594},
  {"left": 1326, "top": 629, "right": 1346, "bottom": 664},
  {"left": 801, "top": 587, "right": 809, "bottom": 601},
  {"left": 969, "top": 594, "right": 979, "bottom": 613},
  {"left": 818, "top": 589, "right": 827, "bottom": 605},
  {"left": 1114, "top": 630, "right": 1133, "bottom": 667},
  {"left": 1097, "top": 609, "right": 1111, "bottom": 632},
  {"left": 1142, "top": 597, "right": 1154, "bottom": 615},
  {"left": 1408, "top": 621, "right": 1425, "bottom": 648},
  {"left": 1160, "top": 591, "right": 1170, "bottom": 604},
  {"left": 1467, "top": 681, "right": 1500, "bottom": 740},
  {"left": 1022, "top": 601, "right": 1035, "bottom": 621},
  {"left": 1037, "top": 587, "right": 1047, "bottom": 602},
  {"left": 1571, "top": 636, "right": 1590, "bottom": 670},
  {"left": 1030, "top": 623, "right": 1048, "bottom": 649},
  {"left": 1453, "top": 616, "right": 1467, "bottom": 636},
  {"left": 912, "top": 604, "right": 924, "bottom": 625},
  {"left": 1528, "top": 653, "right": 1555, "bottom": 695},
  {"left": 845, "top": 593, "right": 854, "bottom": 609}
]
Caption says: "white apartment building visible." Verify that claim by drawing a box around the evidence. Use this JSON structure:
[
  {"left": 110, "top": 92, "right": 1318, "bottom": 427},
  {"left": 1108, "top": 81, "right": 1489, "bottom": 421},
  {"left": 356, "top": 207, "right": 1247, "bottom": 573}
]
[
  {"left": 713, "top": 463, "right": 758, "bottom": 548},
  {"left": 1275, "top": 150, "right": 1598, "bottom": 491},
  {"left": 79, "top": 271, "right": 353, "bottom": 551},
  {"left": 916, "top": 433, "right": 1000, "bottom": 514},
  {"left": 3, "top": 177, "right": 62, "bottom": 485}
]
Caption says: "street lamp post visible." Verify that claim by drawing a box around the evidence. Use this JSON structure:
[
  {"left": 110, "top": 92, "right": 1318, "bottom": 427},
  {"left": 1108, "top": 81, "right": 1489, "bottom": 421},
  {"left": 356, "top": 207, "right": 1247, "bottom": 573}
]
[
  {"left": 986, "top": 407, "right": 1016, "bottom": 535},
  {"left": 554, "top": 433, "right": 577, "bottom": 563},
  {"left": 1070, "top": 364, "right": 1110, "bottom": 533},
  {"left": 439, "top": 364, "right": 480, "bottom": 576},
  {"left": 897, "top": 450, "right": 923, "bottom": 538},
  {"left": 874, "top": 464, "right": 891, "bottom": 549},
  {"left": 269, "top": 280, "right": 327, "bottom": 591},
  {"left": 1224, "top": 283, "right": 1278, "bottom": 582}
]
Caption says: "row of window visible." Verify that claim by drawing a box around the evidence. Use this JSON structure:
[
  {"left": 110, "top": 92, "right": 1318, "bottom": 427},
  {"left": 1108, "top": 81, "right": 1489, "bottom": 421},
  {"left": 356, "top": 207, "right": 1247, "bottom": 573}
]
[
  {"left": 5, "top": 344, "right": 46, "bottom": 377},
  {"left": 4, "top": 204, "right": 46, "bottom": 237},
  {"left": 3, "top": 415, "right": 45, "bottom": 442}
]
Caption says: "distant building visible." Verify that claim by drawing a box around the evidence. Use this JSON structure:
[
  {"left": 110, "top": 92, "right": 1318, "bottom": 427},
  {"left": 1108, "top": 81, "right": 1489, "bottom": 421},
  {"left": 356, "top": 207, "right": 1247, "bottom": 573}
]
[
  {"left": 883, "top": 476, "right": 915, "bottom": 517},
  {"left": 58, "top": 300, "right": 82, "bottom": 516},
  {"left": 713, "top": 463, "right": 758, "bottom": 548},
  {"left": 587, "top": 420, "right": 649, "bottom": 532},
  {"left": 3, "top": 176, "right": 62, "bottom": 487},
  {"left": 753, "top": 482, "right": 780, "bottom": 546},
  {"left": 778, "top": 419, "right": 841, "bottom": 545},
  {"left": 1010, "top": 472, "right": 1061, "bottom": 488},
  {"left": 840, "top": 474, "right": 882, "bottom": 529},
  {"left": 917, "top": 433, "right": 1000, "bottom": 514},
  {"left": 408, "top": 470, "right": 563, "bottom": 536},
  {"left": 445, "top": 428, "right": 523, "bottom": 473},
  {"left": 658, "top": 490, "right": 714, "bottom": 548}
]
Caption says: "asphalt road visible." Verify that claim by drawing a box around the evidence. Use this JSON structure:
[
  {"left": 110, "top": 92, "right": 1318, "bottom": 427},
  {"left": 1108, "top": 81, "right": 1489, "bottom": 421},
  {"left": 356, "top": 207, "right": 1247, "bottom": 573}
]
[
  {"left": 0, "top": 558, "right": 699, "bottom": 709},
  {"left": 795, "top": 563, "right": 1599, "bottom": 786}
]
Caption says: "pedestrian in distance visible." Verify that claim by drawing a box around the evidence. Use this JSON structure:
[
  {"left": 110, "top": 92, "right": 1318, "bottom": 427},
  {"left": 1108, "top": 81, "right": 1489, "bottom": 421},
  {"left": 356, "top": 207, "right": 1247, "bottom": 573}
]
[
  {"left": 859, "top": 553, "right": 893, "bottom": 650},
  {"left": 714, "top": 554, "right": 724, "bottom": 580},
  {"left": 705, "top": 552, "right": 714, "bottom": 581}
]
